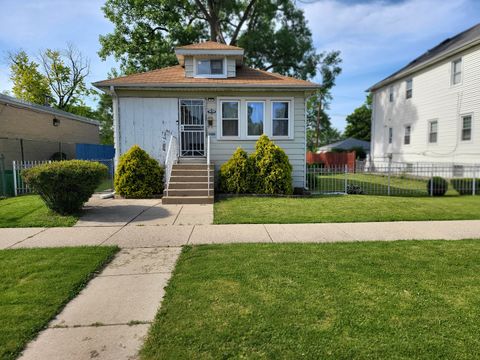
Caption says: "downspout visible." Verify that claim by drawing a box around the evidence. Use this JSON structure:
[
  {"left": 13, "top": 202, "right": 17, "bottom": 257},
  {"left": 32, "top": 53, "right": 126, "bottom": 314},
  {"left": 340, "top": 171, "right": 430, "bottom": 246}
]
[{"left": 110, "top": 85, "right": 120, "bottom": 167}]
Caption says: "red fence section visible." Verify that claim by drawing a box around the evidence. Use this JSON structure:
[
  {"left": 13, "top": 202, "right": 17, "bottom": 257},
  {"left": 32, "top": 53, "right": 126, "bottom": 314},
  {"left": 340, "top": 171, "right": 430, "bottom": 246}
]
[{"left": 306, "top": 151, "right": 356, "bottom": 169}]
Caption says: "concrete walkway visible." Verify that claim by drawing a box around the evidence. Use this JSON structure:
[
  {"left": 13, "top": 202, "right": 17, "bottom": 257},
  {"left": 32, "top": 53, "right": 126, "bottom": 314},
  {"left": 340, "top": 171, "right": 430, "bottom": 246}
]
[{"left": 20, "top": 247, "right": 181, "bottom": 360}]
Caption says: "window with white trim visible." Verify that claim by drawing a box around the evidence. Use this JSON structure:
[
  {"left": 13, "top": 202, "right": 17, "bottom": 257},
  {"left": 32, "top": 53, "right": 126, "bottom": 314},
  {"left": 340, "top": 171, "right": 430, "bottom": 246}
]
[
  {"left": 272, "top": 101, "right": 290, "bottom": 137},
  {"left": 429, "top": 120, "right": 438, "bottom": 143},
  {"left": 221, "top": 101, "right": 239, "bottom": 137},
  {"left": 406, "top": 79, "right": 413, "bottom": 99},
  {"left": 452, "top": 58, "right": 462, "bottom": 85},
  {"left": 404, "top": 125, "right": 411, "bottom": 145},
  {"left": 195, "top": 59, "right": 224, "bottom": 76},
  {"left": 247, "top": 101, "right": 264, "bottom": 136},
  {"left": 461, "top": 115, "right": 472, "bottom": 141},
  {"left": 388, "top": 127, "right": 393, "bottom": 144},
  {"left": 389, "top": 86, "right": 394, "bottom": 102}
]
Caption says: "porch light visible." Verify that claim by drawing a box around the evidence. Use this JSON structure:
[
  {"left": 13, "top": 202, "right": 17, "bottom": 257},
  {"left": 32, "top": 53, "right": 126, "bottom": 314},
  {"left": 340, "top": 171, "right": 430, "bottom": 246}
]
[{"left": 52, "top": 118, "right": 60, "bottom": 127}]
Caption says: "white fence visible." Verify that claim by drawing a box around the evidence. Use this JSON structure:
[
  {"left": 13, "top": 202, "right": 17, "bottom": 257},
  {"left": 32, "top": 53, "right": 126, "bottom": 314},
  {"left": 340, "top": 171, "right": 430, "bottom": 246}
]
[
  {"left": 307, "top": 161, "right": 480, "bottom": 196},
  {"left": 12, "top": 160, "right": 51, "bottom": 196}
]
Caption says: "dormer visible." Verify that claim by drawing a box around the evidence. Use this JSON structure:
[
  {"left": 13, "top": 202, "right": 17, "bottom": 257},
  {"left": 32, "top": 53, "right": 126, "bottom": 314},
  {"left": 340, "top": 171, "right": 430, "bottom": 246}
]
[{"left": 175, "top": 41, "right": 244, "bottom": 79}]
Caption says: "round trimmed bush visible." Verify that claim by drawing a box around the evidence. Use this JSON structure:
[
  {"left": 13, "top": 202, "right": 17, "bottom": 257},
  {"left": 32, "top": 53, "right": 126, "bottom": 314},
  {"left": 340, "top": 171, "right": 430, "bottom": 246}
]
[
  {"left": 22, "top": 160, "right": 108, "bottom": 214},
  {"left": 250, "top": 135, "right": 293, "bottom": 195},
  {"left": 427, "top": 176, "right": 448, "bottom": 196},
  {"left": 114, "top": 145, "right": 164, "bottom": 198},
  {"left": 219, "top": 147, "right": 253, "bottom": 194}
]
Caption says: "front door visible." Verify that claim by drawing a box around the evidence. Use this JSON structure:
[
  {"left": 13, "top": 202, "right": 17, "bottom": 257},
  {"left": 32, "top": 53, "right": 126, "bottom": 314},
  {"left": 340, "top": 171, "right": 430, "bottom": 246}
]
[{"left": 179, "top": 99, "right": 205, "bottom": 157}]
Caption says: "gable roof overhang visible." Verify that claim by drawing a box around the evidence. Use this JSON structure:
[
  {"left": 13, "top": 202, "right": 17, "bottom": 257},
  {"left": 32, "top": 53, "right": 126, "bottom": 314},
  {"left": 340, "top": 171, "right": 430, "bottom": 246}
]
[
  {"left": 368, "top": 23, "right": 480, "bottom": 92},
  {"left": 174, "top": 41, "right": 245, "bottom": 66}
]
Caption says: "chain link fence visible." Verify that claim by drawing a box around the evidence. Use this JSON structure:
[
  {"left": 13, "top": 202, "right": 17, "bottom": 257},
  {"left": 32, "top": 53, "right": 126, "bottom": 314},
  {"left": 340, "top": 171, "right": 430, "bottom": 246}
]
[{"left": 307, "top": 161, "right": 479, "bottom": 196}]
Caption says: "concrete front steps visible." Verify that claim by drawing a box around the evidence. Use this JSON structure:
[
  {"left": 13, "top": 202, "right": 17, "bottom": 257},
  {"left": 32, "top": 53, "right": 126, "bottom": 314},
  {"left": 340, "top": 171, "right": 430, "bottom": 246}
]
[{"left": 162, "top": 162, "right": 214, "bottom": 204}]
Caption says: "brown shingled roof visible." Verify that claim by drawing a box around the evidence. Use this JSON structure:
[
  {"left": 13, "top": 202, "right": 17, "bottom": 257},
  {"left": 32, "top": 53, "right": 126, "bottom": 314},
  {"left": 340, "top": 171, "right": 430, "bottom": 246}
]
[
  {"left": 176, "top": 41, "right": 243, "bottom": 51},
  {"left": 93, "top": 65, "right": 319, "bottom": 89}
]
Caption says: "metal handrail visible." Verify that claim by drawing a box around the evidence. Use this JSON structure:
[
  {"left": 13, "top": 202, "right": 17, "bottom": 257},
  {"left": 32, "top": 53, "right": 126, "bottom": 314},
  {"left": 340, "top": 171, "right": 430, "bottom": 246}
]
[
  {"left": 164, "top": 135, "right": 178, "bottom": 197},
  {"left": 207, "top": 135, "right": 211, "bottom": 197}
]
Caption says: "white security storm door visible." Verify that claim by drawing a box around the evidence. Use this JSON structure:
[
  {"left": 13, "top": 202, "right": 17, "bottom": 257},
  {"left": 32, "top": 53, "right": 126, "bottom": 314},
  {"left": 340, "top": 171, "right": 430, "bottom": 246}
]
[{"left": 179, "top": 99, "right": 206, "bottom": 157}]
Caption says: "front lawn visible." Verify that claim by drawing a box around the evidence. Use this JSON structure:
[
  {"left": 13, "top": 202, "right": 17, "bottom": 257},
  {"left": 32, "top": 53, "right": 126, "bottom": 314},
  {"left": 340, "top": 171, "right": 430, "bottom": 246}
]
[
  {"left": 141, "top": 242, "right": 480, "bottom": 359},
  {"left": 214, "top": 195, "right": 480, "bottom": 224},
  {"left": 0, "top": 195, "right": 78, "bottom": 228},
  {"left": 0, "top": 246, "right": 118, "bottom": 360}
]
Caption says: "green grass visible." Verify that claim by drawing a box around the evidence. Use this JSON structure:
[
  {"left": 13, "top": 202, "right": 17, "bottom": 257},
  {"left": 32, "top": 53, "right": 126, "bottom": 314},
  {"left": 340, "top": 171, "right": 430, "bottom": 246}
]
[
  {"left": 0, "top": 195, "right": 78, "bottom": 228},
  {"left": 141, "top": 242, "right": 480, "bottom": 359},
  {"left": 0, "top": 246, "right": 118, "bottom": 360},
  {"left": 214, "top": 195, "right": 480, "bottom": 224}
]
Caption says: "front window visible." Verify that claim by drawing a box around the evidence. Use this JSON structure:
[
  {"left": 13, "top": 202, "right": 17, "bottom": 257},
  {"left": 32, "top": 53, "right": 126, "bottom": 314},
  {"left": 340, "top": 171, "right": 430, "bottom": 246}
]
[
  {"left": 429, "top": 120, "right": 438, "bottom": 143},
  {"left": 272, "top": 101, "right": 290, "bottom": 136},
  {"left": 461, "top": 115, "right": 472, "bottom": 141},
  {"left": 406, "top": 79, "right": 413, "bottom": 99},
  {"left": 196, "top": 59, "right": 224, "bottom": 76},
  {"left": 247, "top": 101, "right": 264, "bottom": 136},
  {"left": 221, "top": 101, "right": 239, "bottom": 137},
  {"left": 452, "top": 59, "right": 462, "bottom": 85},
  {"left": 388, "top": 127, "right": 393, "bottom": 144},
  {"left": 404, "top": 125, "right": 411, "bottom": 145}
]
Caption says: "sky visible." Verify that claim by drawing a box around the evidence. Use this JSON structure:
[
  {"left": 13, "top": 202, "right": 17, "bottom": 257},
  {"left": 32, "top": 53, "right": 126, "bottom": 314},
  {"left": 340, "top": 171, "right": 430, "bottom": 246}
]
[{"left": 0, "top": 0, "right": 479, "bottom": 131}]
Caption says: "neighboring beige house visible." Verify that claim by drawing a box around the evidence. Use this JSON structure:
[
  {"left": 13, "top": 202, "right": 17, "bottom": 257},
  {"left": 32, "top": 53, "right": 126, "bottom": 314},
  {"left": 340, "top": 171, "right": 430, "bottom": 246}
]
[
  {"left": 369, "top": 23, "right": 480, "bottom": 166},
  {"left": 0, "top": 94, "right": 100, "bottom": 169},
  {"left": 94, "top": 41, "right": 319, "bottom": 203}
]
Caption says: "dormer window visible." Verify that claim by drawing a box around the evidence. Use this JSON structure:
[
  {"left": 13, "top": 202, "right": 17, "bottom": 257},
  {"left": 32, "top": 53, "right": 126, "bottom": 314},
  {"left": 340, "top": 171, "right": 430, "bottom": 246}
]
[{"left": 195, "top": 58, "right": 226, "bottom": 78}]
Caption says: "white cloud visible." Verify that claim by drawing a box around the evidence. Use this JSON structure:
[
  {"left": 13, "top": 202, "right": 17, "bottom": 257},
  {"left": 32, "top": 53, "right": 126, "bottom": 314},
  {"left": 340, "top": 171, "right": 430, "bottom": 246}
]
[{"left": 301, "top": 0, "right": 478, "bottom": 130}]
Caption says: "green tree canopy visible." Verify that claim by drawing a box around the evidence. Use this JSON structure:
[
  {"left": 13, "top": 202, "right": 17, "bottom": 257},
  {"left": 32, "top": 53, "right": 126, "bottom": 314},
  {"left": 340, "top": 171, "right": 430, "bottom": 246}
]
[
  {"left": 344, "top": 94, "right": 372, "bottom": 141},
  {"left": 99, "top": 0, "right": 320, "bottom": 79},
  {"left": 9, "top": 51, "right": 51, "bottom": 105}
]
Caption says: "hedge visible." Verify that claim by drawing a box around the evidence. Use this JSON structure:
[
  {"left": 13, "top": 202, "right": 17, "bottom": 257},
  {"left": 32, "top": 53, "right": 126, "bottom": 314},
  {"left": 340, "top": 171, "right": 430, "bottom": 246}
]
[
  {"left": 451, "top": 178, "right": 480, "bottom": 195},
  {"left": 114, "top": 145, "right": 164, "bottom": 198},
  {"left": 22, "top": 160, "right": 108, "bottom": 214}
]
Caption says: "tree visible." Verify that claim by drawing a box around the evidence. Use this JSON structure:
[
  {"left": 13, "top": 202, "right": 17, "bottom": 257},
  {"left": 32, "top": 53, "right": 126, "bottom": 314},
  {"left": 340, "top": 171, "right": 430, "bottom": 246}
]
[
  {"left": 306, "top": 50, "right": 342, "bottom": 150},
  {"left": 95, "top": 91, "right": 114, "bottom": 145},
  {"left": 344, "top": 94, "right": 372, "bottom": 141},
  {"left": 99, "top": 0, "right": 320, "bottom": 79},
  {"left": 39, "top": 44, "right": 90, "bottom": 110},
  {"left": 8, "top": 51, "right": 52, "bottom": 105}
]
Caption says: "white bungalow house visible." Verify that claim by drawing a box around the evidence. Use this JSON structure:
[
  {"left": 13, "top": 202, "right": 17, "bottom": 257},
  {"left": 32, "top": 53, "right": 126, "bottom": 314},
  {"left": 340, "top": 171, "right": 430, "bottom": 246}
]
[
  {"left": 369, "top": 23, "right": 480, "bottom": 167},
  {"left": 94, "top": 41, "right": 318, "bottom": 203}
]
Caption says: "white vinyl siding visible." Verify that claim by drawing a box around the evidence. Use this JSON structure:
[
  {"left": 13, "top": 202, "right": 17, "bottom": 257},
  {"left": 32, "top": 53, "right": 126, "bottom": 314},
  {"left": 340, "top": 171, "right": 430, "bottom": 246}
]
[
  {"left": 116, "top": 90, "right": 306, "bottom": 188},
  {"left": 371, "top": 43, "right": 480, "bottom": 165}
]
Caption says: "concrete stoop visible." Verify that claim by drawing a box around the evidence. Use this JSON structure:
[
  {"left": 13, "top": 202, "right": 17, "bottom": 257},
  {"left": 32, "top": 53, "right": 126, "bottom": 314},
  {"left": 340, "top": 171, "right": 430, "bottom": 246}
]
[{"left": 162, "top": 162, "right": 214, "bottom": 204}]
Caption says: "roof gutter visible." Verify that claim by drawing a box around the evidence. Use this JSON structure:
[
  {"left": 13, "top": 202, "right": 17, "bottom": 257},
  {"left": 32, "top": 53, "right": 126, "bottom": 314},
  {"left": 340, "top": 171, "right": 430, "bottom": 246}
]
[
  {"left": 93, "top": 83, "right": 320, "bottom": 91},
  {"left": 368, "top": 38, "right": 480, "bottom": 92}
]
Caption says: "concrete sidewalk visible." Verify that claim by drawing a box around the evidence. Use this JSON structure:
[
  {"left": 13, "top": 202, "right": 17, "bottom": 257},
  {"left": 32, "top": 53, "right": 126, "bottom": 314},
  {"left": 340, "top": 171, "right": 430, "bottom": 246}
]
[{"left": 3, "top": 220, "right": 480, "bottom": 249}]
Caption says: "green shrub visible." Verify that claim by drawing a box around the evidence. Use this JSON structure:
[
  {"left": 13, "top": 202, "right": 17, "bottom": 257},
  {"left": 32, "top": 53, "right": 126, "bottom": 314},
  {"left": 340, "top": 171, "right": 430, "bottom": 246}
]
[
  {"left": 250, "top": 135, "right": 293, "bottom": 195},
  {"left": 115, "top": 145, "right": 164, "bottom": 198},
  {"left": 22, "top": 160, "right": 108, "bottom": 214},
  {"left": 427, "top": 176, "right": 448, "bottom": 196},
  {"left": 451, "top": 178, "right": 480, "bottom": 195},
  {"left": 219, "top": 148, "right": 253, "bottom": 194}
]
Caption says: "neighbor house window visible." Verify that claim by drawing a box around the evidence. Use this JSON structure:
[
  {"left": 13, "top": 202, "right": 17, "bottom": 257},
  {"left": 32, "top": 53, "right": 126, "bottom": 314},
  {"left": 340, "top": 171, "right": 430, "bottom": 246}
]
[
  {"left": 388, "top": 127, "right": 393, "bottom": 144},
  {"left": 452, "top": 58, "right": 462, "bottom": 85},
  {"left": 404, "top": 125, "right": 411, "bottom": 145},
  {"left": 221, "top": 101, "right": 239, "bottom": 137},
  {"left": 196, "top": 59, "right": 224, "bottom": 76},
  {"left": 429, "top": 120, "right": 438, "bottom": 143},
  {"left": 272, "top": 101, "right": 290, "bottom": 137},
  {"left": 389, "top": 86, "right": 394, "bottom": 102},
  {"left": 461, "top": 115, "right": 472, "bottom": 141},
  {"left": 246, "top": 101, "right": 264, "bottom": 136},
  {"left": 406, "top": 79, "right": 413, "bottom": 99}
]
